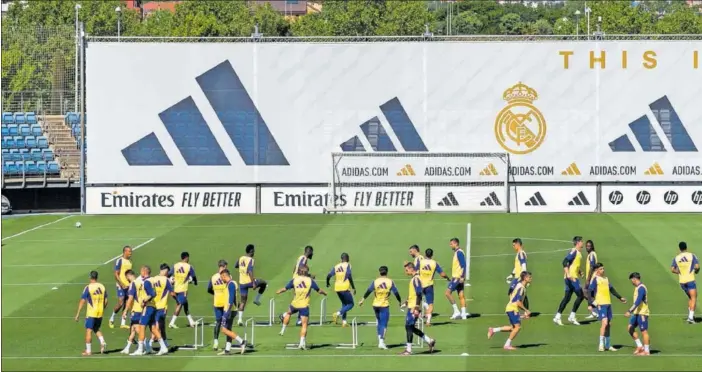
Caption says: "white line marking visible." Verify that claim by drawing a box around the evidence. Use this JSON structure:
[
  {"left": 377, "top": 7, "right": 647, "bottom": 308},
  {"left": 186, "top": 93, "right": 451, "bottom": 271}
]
[
  {"left": 472, "top": 248, "right": 569, "bottom": 258},
  {"left": 1, "top": 215, "right": 73, "bottom": 241},
  {"left": 1, "top": 353, "right": 701, "bottom": 360},
  {"left": 102, "top": 238, "right": 155, "bottom": 265},
  {"left": 6, "top": 237, "right": 155, "bottom": 243},
  {"left": 3, "top": 263, "right": 101, "bottom": 268},
  {"left": 1, "top": 313, "right": 691, "bottom": 319}
]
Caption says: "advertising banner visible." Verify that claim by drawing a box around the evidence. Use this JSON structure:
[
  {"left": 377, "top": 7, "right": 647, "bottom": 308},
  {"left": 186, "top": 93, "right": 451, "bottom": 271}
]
[
  {"left": 86, "top": 187, "right": 256, "bottom": 214},
  {"left": 509, "top": 185, "right": 598, "bottom": 213},
  {"left": 430, "top": 186, "right": 507, "bottom": 212},
  {"left": 601, "top": 185, "right": 702, "bottom": 212},
  {"left": 261, "top": 186, "right": 426, "bottom": 213},
  {"left": 87, "top": 42, "right": 702, "bottom": 184}
]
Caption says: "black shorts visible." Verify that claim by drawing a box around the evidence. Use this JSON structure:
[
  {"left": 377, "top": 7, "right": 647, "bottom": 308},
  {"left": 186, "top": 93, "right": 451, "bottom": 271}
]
[{"left": 222, "top": 311, "right": 237, "bottom": 330}]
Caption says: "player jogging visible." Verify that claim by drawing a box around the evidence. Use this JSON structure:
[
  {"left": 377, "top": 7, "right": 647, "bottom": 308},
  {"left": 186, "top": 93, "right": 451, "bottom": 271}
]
[
  {"left": 326, "top": 252, "right": 356, "bottom": 327},
  {"left": 417, "top": 248, "right": 448, "bottom": 326},
  {"left": 218, "top": 269, "right": 247, "bottom": 355},
  {"left": 284, "top": 245, "right": 315, "bottom": 326},
  {"left": 671, "top": 241, "right": 699, "bottom": 324},
  {"left": 584, "top": 240, "right": 600, "bottom": 319},
  {"left": 74, "top": 270, "right": 108, "bottom": 356},
  {"left": 359, "top": 265, "right": 402, "bottom": 349},
  {"left": 169, "top": 252, "right": 198, "bottom": 328},
  {"left": 625, "top": 272, "right": 651, "bottom": 356},
  {"left": 401, "top": 262, "right": 436, "bottom": 355},
  {"left": 554, "top": 236, "right": 586, "bottom": 326},
  {"left": 109, "top": 245, "right": 132, "bottom": 329},
  {"left": 149, "top": 264, "right": 172, "bottom": 353},
  {"left": 120, "top": 270, "right": 141, "bottom": 354},
  {"left": 130, "top": 266, "right": 168, "bottom": 356},
  {"left": 446, "top": 238, "right": 469, "bottom": 320},
  {"left": 589, "top": 263, "right": 626, "bottom": 352},
  {"left": 507, "top": 239, "right": 528, "bottom": 307},
  {"left": 488, "top": 271, "right": 532, "bottom": 350},
  {"left": 408, "top": 244, "right": 428, "bottom": 311},
  {"left": 208, "top": 259, "right": 228, "bottom": 351},
  {"left": 236, "top": 244, "right": 268, "bottom": 326},
  {"left": 276, "top": 265, "right": 327, "bottom": 350}
]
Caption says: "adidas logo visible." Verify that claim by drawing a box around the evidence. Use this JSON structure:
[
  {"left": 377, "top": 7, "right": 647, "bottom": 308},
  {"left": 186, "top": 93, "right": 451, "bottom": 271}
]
[
  {"left": 524, "top": 192, "right": 547, "bottom": 206},
  {"left": 437, "top": 192, "right": 459, "bottom": 207},
  {"left": 121, "top": 60, "right": 289, "bottom": 166},
  {"left": 479, "top": 164, "right": 499, "bottom": 176},
  {"left": 340, "top": 98, "right": 428, "bottom": 152},
  {"left": 561, "top": 162, "right": 581, "bottom": 176},
  {"left": 568, "top": 191, "right": 590, "bottom": 206},
  {"left": 396, "top": 164, "right": 416, "bottom": 176},
  {"left": 644, "top": 162, "right": 664, "bottom": 175},
  {"left": 609, "top": 95, "right": 698, "bottom": 153},
  {"left": 480, "top": 192, "right": 502, "bottom": 206}
]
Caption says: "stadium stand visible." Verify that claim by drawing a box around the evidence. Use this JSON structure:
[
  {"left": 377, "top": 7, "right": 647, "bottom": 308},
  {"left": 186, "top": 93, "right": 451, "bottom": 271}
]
[{"left": 1, "top": 111, "right": 81, "bottom": 184}]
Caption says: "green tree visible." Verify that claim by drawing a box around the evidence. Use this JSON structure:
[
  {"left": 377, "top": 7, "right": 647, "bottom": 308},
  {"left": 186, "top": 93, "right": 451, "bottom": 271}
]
[
  {"left": 653, "top": 4, "right": 702, "bottom": 34},
  {"left": 449, "top": 11, "right": 483, "bottom": 35},
  {"left": 375, "top": 1, "right": 432, "bottom": 36},
  {"left": 499, "top": 13, "right": 523, "bottom": 35},
  {"left": 290, "top": 12, "right": 335, "bottom": 36},
  {"left": 553, "top": 17, "right": 575, "bottom": 35},
  {"left": 138, "top": 10, "right": 175, "bottom": 37},
  {"left": 526, "top": 19, "right": 554, "bottom": 35},
  {"left": 588, "top": 1, "right": 656, "bottom": 34}
]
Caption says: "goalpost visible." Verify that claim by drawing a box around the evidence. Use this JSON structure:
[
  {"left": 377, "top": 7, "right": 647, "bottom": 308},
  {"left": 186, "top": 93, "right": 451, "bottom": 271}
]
[{"left": 327, "top": 152, "right": 510, "bottom": 213}]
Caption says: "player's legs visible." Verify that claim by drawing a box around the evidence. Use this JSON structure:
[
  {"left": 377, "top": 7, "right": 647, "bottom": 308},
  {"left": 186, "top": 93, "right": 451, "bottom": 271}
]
[
  {"left": 374, "top": 306, "right": 389, "bottom": 349},
  {"left": 298, "top": 307, "right": 310, "bottom": 349},
  {"left": 401, "top": 310, "right": 435, "bottom": 355},
  {"left": 640, "top": 328, "right": 651, "bottom": 355},
  {"left": 253, "top": 279, "right": 267, "bottom": 306},
  {"left": 337, "top": 291, "right": 354, "bottom": 326},
  {"left": 213, "top": 307, "right": 223, "bottom": 350},
  {"left": 219, "top": 311, "right": 246, "bottom": 354},
  {"left": 424, "top": 286, "right": 435, "bottom": 325},
  {"left": 567, "top": 280, "right": 584, "bottom": 324},
  {"left": 687, "top": 285, "right": 697, "bottom": 322},
  {"left": 488, "top": 312, "right": 519, "bottom": 350},
  {"left": 122, "top": 313, "right": 140, "bottom": 354},
  {"left": 148, "top": 312, "right": 168, "bottom": 355},
  {"left": 157, "top": 310, "right": 168, "bottom": 348},
  {"left": 554, "top": 282, "right": 574, "bottom": 325},
  {"left": 628, "top": 316, "right": 644, "bottom": 355},
  {"left": 109, "top": 288, "right": 127, "bottom": 328},
  {"left": 280, "top": 306, "right": 298, "bottom": 335},
  {"left": 238, "top": 285, "right": 251, "bottom": 325}
]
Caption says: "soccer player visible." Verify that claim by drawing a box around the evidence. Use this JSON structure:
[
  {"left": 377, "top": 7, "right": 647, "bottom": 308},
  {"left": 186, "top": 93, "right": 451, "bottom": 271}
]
[
  {"left": 150, "top": 264, "right": 172, "bottom": 353},
  {"left": 218, "top": 269, "right": 247, "bottom": 355},
  {"left": 507, "top": 239, "right": 528, "bottom": 308},
  {"left": 109, "top": 245, "right": 132, "bottom": 329},
  {"left": 120, "top": 270, "right": 141, "bottom": 354},
  {"left": 487, "top": 271, "right": 532, "bottom": 350},
  {"left": 208, "top": 259, "right": 228, "bottom": 351},
  {"left": 236, "top": 244, "right": 268, "bottom": 326},
  {"left": 359, "top": 265, "right": 402, "bottom": 349},
  {"left": 554, "top": 236, "right": 586, "bottom": 326},
  {"left": 130, "top": 265, "right": 168, "bottom": 356},
  {"left": 585, "top": 240, "right": 600, "bottom": 319},
  {"left": 671, "top": 241, "right": 699, "bottom": 324},
  {"left": 408, "top": 244, "right": 428, "bottom": 311},
  {"left": 276, "top": 265, "right": 327, "bottom": 350},
  {"left": 169, "top": 252, "right": 198, "bottom": 329},
  {"left": 285, "top": 245, "right": 315, "bottom": 326},
  {"left": 326, "top": 252, "right": 356, "bottom": 327},
  {"left": 400, "top": 262, "right": 436, "bottom": 355},
  {"left": 625, "top": 272, "right": 651, "bottom": 356},
  {"left": 417, "top": 248, "right": 448, "bottom": 326},
  {"left": 74, "top": 270, "right": 108, "bottom": 356},
  {"left": 589, "top": 263, "right": 626, "bottom": 352},
  {"left": 446, "top": 238, "right": 469, "bottom": 320}
]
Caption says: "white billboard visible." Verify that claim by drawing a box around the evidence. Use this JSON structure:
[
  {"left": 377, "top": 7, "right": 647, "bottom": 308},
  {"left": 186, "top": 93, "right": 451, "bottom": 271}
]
[
  {"left": 261, "top": 186, "right": 426, "bottom": 213},
  {"left": 87, "top": 42, "right": 702, "bottom": 184},
  {"left": 86, "top": 187, "right": 256, "bottom": 214},
  {"left": 509, "top": 185, "right": 598, "bottom": 213},
  {"left": 601, "top": 185, "right": 702, "bottom": 212}
]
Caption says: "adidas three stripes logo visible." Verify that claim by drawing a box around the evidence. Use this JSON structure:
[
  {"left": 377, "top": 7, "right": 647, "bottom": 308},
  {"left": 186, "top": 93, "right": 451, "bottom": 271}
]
[
  {"left": 568, "top": 191, "right": 590, "bottom": 206},
  {"left": 437, "top": 192, "right": 460, "bottom": 207}
]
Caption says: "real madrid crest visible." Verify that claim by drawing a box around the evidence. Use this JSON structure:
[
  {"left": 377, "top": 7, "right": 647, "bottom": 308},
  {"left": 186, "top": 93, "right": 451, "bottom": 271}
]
[{"left": 494, "top": 82, "right": 547, "bottom": 155}]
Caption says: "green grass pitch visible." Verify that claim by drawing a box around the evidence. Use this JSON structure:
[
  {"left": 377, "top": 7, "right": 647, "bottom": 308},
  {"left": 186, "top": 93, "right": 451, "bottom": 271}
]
[{"left": 2, "top": 213, "right": 702, "bottom": 371}]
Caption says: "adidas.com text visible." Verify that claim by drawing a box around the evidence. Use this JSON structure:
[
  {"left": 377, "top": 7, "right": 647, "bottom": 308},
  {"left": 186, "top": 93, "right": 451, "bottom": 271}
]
[{"left": 589, "top": 165, "right": 637, "bottom": 176}]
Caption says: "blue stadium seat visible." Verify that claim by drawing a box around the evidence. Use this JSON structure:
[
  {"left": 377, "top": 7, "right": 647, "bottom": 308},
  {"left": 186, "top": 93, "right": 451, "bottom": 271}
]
[
  {"left": 30, "top": 149, "right": 42, "bottom": 161},
  {"left": 8, "top": 149, "right": 19, "bottom": 161},
  {"left": 47, "top": 161, "right": 60, "bottom": 173},
  {"left": 30, "top": 125, "right": 42, "bottom": 136},
  {"left": 8, "top": 124, "right": 18, "bottom": 136},
  {"left": 37, "top": 161, "right": 47, "bottom": 174},
  {"left": 14, "top": 136, "right": 25, "bottom": 148},
  {"left": 5, "top": 137, "right": 15, "bottom": 148},
  {"left": 25, "top": 136, "right": 36, "bottom": 148},
  {"left": 2, "top": 112, "right": 14, "bottom": 124},
  {"left": 65, "top": 112, "right": 79, "bottom": 125},
  {"left": 25, "top": 161, "right": 38, "bottom": 175},
  {"left": 20, "top": 151, "right": 31, "bottom": 161},
  {"left": 4, "top": 161, "right": 15, "bottom": 175},
  {"left": 26, "top": 112, "right": 37, "bottom": 125},
  {"left": 1, "top": 125, "right": 8, "bottom": 136},
  {"left": 14, "top": 112, "right": 26, "bottom": 125},
  {"left": 42, "top": 149, "right": 54, "bottom": 161},
  {"left": 37, "top": 136, "right": 48, "bottom": 149},
  {"left": 15, "top": 161, "right": 25, "bottom": 174},
  {"left": 19, "top": 124, "right": 30, "bottom": 136}
]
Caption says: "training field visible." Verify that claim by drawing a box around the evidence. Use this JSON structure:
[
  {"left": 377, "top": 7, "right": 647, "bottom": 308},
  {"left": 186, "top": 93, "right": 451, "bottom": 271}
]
[{"left": 2, "top": 213, "right": 701, "bottom": 371}]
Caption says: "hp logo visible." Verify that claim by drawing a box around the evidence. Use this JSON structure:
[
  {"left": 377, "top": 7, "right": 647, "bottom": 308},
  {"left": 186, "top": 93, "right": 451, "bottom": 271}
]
[
  {"left": 663, "top": 190, "right": 679, "bottom": 205},
  {"left": 608, "top": 191, "right": 624, "bottom": 205},
  {"left": 636, "top": 190, "right": 651, "bottom": 205},
  {"left": 692, "top": 191, "right": 702, "bottom": 206}
]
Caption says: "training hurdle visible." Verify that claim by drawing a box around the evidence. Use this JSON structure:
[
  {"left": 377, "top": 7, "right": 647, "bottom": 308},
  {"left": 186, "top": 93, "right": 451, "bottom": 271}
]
[
  {"left": 180, "top": 317, "right": 205, "bottom": 350},
  {"left": 254, "top": 298, "right": 275, "bottom": 327},
  {"left": 335, "top": 317, "right": 359, "bottom": 349},
  {"left": 415, "top": 311, "right": 426, "bottom": 348},
  {"left": 311, "top": 297, "right": 327, "bottom": 326}
]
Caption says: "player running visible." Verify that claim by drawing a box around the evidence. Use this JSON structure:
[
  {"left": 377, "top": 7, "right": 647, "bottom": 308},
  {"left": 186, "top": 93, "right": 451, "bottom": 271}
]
[
  {"left": 625, "top": 272, "right": 651, "bottom": 356},
  {"left": 109, "top": 245, "right": 132, "bottom": 329},
  {"left": 236, "top": 244, "right": 268, "bottom": 326},
  {"left": 671, "top": 241, "right": 699, "bottom": 324},
  {"left": 554, "top": 236, "right": 586, "bottom": 326},
  {"left": 284, "top": 245, "right": 315, "bottom": 326},
  {"left": 359, "top": 265, "right": 402, "bottom": 349},
  {"left": 418, "top": 248, "right": 448, "bottom": 326},
  {"left": 208, "top": 259, "right": 228, "bottom": 351},
  {"left": 585, "top": 240, "right": 600, "bottom": 319},
  {"left": 488, "top": 271, "right": 532, "bottom": 350},
  {"left": 169, "top": 252, "right": 198, "bottom": 329},
  {"left": 74, "top": 270, "right": 108, "bottom": 356},
  {"left": 327, "top": 253, "right": 356, "bottom": 327},
  {"left": 149, "top": 264, "right": 172, "bottom": 353},
  {"left": 120, "top": 270, "right": 142, "bottom": 354},
  {"left": 589, "top": 263, "right": 626, "bottom": 352},
  {"left": 218, "top": 269, "right": 247, "bottom": 355},
  {"left": 446, "top": 238, "right": 469, "bottom": 320},
  {"left": 276, "top": 265, "right": 327, "bottom": 350},
  {"left": 408, "top": 244, "right": 428, "bottom": 312},
  {"left": 507, "top": 239, "right": 528, "bottom": 307},
  {"left": 401, "top": 262, "right": 436, "bottom": 355}
]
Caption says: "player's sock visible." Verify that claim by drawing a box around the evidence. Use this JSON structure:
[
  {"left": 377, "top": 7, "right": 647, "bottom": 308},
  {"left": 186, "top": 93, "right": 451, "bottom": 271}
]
[
  {"left": 451, "top": 304, "right": 459, "bottom": 314},
  {"left": 491, "top": 327, "right": 502, "bottom": 333},
  {"left": 158, "top": 338, "right": 167, "bottom": 350},
  {"left": 300, "top": 336, "right": 305, "bottom": 345},
  {"left": 238, "top": 311, "right": 243, "bottom": 324},
  {"left": 110, "top": 312, "right": 116, "bottom": 322},
  {"left": 137, "top": 341, "right": 144, "bottom": 352},
  {"left": 422, "top": 302, "right": 429, "bottom": 310},
  {"left": 604, "top": 337, "right": 611, "bottom": 349},
  {"left": 689, "top": 309, "right": 695, "bottom": 320},
  {"left": 281, "top": 324, "right": 287, "bottom": 333},
  {"left": 225, "top": 342, "right": 232, "bottom": 351},
  {"left": 504, "top": 338, "right": 512, "bottom": 347},
  {"left": 98, "top": 336, "right": 105, "bottom": 345},
  {"left": 644, "top": 345, "right": 650, "bottom": 353},
  {"left": 634, "top": 339, "right": 643, "bottom": 348},
  {"left": 254, "top": 293, "right": 263, "bottom": 303},
  {"left": 554, "top": 313, "right": 562, "bottom": 320},
  {"left": 125, "top": 339, "right": 131, "bottom": 348},
  {"left": 405, "top": 343, "right": 412, "bottom": 352},
  {"left": 85, "top": 343, "right": 91, "bottom": 353},
  {"left": 461, "top": 307, "right": 467, "bottom": 315},
  {"left": 599, "top": 336, "right": 604, "bottom": 347},
  {"left": 427, "top": 314, "right": 432, "bottom": 323},
  {"left": 568, "top": 311, "right": 576, "bottom": 319},
  {"left": 186, "top": 315, "right": 195, "bottom": 325},
  {"left": 120, "top": 317, "right": 126, "bottom": 326},
  {"left": 170, "top": 315, "right": 177, "bottom": 326},
  {"left": 422, "top": 335, "right": 432, "bottom": 343}
]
